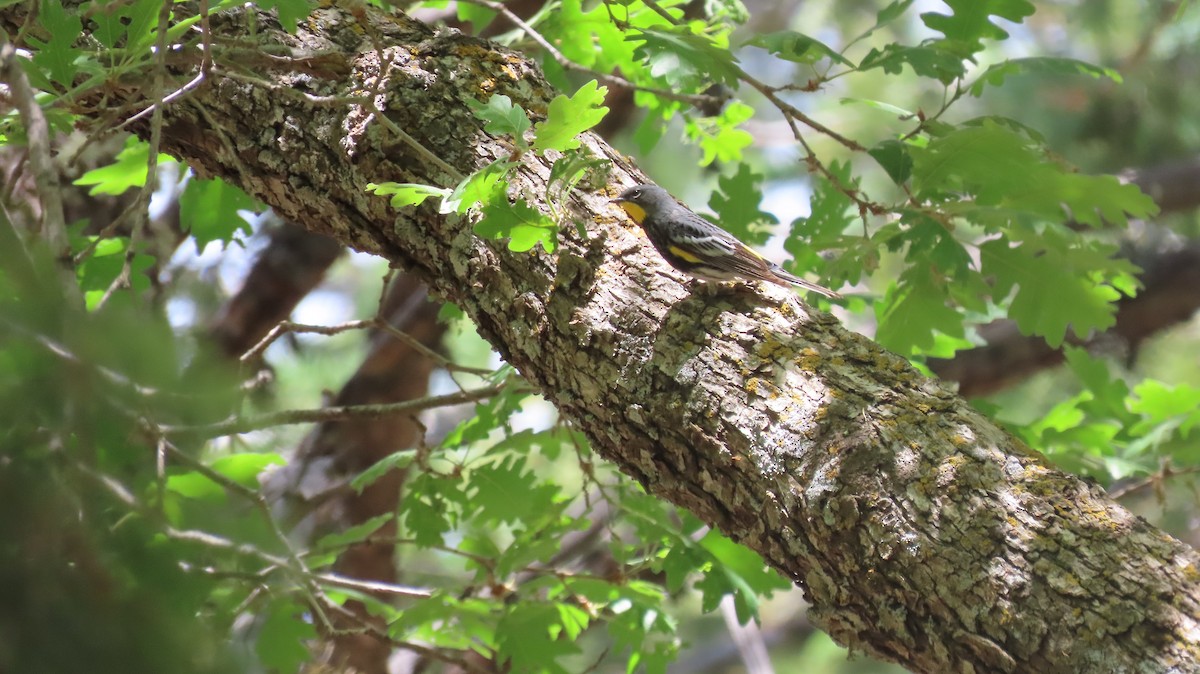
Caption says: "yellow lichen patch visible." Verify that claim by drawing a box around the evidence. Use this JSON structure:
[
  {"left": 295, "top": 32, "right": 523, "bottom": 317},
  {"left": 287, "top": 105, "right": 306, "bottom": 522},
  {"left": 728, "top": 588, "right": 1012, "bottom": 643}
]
[
  {"left": 480, "top": 79, "right": 496, "bottom": 94},
  {"left": 745, "top": 376, "right": 783, "bottom": 399},
  {"left": 1182, "top": 562, "right": 1200, "bottom": 583},
  {"left": 950, "top": 434, "right": 971, "bottom": 448},
  {"left": 755, "top": 335, "right": 788, "bottom": 360},
  {"left": 793, "top": 347, "right": 821, "bottom": 371},
  {"left": 500, "top": 63, "right": 519, "bottom": 81}
]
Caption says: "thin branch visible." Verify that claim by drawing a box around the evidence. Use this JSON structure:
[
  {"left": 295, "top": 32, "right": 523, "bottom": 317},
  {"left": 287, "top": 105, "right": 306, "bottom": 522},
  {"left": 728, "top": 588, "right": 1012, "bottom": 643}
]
[
  {"left": 160, "top": 382, "right": 522, "bottom": 438},
  {"left": 372, "top": 318, "right": 494, "bottom": 375},
  {"left": 240, "top": 318, "right": 493, "bottom": 375},
  {"left": 95, "top": 0, "right": 175, "bottom": 310},
  {"left": 240, "top": 319, "right": 377, "bottom": 362},
  {"left": 737, "top": 69, "right": 864, "bottom": 152},
  {"left": 457, "top": 0, "right": 727, "bottom": 111},
  {"left": 364, "top": 104, "right": 466, "bottom": 182},
  {"left": 0, "top": 43, "right": 69, "bottom": 262},
  {"left": 1108, "top": 462, "right": 1200, "bottom": 501},
  {"left": 313, "top": 572, "right": 432, "bottom": 599},
  {"left": 216, "top": 68, "right": 371, "bottom": 107}
]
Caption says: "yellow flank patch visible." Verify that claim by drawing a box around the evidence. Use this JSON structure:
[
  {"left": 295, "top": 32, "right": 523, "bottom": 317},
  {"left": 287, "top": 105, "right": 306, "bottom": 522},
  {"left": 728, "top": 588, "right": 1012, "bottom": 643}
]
[
  {"left": 618, "top": 202, "right": 647, "bottom": 224},
  {"left": 667, "top": 245, "right": 703, "bottom": 263}
]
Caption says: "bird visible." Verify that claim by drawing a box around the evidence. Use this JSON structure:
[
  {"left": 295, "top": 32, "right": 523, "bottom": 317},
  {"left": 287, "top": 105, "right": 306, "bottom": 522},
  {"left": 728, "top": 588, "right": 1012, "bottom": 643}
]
[{"left": 611, "top": 184, "right": 842, "bottom": 299}]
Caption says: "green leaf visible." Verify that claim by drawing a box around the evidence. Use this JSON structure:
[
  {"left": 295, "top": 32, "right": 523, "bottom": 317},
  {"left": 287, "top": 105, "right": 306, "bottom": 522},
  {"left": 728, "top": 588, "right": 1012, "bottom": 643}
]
[
  {"left": 496, "top": 603, "right": 581, "bottom": 673},
  {"left": 469, "top": 95, "right": 532, "bottom": 148},
  {"left": 212, "top": 453, "right": 286, "bottom": 487},
  {"left": 532, "top": 80, "right": 610, "bottom": 154},
  {"left": 471, "top": 455, "right": 560, "bottom": 526},
  {"left": 166, "top": 471, "right": 225, "bottom": 501},
  {"left": 389, "top": 595, "right": 501, "bottom": 651},
  {"left": 92, "top": 0, "right": 159, "bottom": 52},
  {"left": 256, "top": 599, "right": 316, "bottom": 673},
  {"left": 29, "top": 0, "right": 83, "bottom": 87},
  {"left": 707, "top": 164, "right": 776, "bottom": 244},
  {"left": 74, "top": 139, "right": 173, "bottom": 196},
  {"left": 921, "top": 0, "right": 1036, "bottom": 51},
  {"left": 868, "top": 139, "right": 914, "bottom": 185},
  {"left": 350, "top": 450, "right": 416, "bottom": 493},
  {"left": 874, "top": 266, "right": 966, "bottom": 356},
  {"left": 475, "top": 199, "right": 558, "bottom": 253},
  {"left": 629, "top": 26, "right": 742, "bottom": 86},
  {"left": 167, "top": 453, "right": 286, "bottom": 501},
  {"left": 1062, "top": 347, "right": 1130, "bottom": 416},
  {"left": 456, "top": 0, "right": 497, "bottom": 30},
  {"left": 869, "top": 0, "right": 916, "bottom": 35},
  {"left": 859, "top": 43, "right": 968, "bottom": 82},
  {"left": 839, "top": 97, "right": 915, "bottom": 119},
  {"left": 911, "top": 121, "right": 1158, "bottom": 227},
  {"left": 180, "top": 178, "right": 261, "bottom": 250},
  {"left": 442, "top": 161, "right": 514, "bottom": 214},
  {"left": 258, "top": 0, "right": 314, "bottom": 32},
  {"left": 401, "top": 473, "right": 467, "bottom": 547},
  {"left": 969, "top": 57, "right": 1122, "bottom": 97},
  {"left": 785, "top": 161, "right": 856, "bottom": 283},
  {"left": 74, "top": 237, "right": 156, "bottom": 296},
  {"left": 980, "top": 237, "right": 1124, "bottom": 346},
  {"left": 366, "top": 182, "right": 449, "bottom": 208},
  {"left": 313, "top": 513, "right": 394, "bottom": 556},
  {"left": 687, "top": 100, "right": 755, "bottom": 166},
  {"left": 547, "top": 148, "right": 610, "bottom": 196},
  {"left": 1130, "top": 381, "right": 1200, "bottom": 437},
  {"left": 440, "top": 380, "right": 529, "bottom": 448},
  {"left": 696, "top": 530, "right": 789, "bottom": 623},
  {"left": 746, "top": 31, "right": 853, "bottom": 67}
]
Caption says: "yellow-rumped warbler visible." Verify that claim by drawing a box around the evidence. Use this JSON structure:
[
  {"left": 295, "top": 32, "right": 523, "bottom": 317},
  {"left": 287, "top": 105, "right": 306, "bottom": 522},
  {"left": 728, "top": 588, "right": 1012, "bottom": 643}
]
[{"left": 611, "top": 184, "right": 842, "bottom": 299}]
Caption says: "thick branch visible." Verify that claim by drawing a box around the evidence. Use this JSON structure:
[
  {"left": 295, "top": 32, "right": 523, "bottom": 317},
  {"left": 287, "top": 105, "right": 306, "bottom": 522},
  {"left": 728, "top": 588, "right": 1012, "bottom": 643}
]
[{"left": 44, "top": 5, "right": 1200, "bottom": 672}]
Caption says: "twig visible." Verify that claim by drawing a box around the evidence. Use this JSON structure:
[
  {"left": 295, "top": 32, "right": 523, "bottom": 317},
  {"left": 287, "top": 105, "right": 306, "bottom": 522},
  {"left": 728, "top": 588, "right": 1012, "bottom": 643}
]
[
  {"left": 457, "top": 0, "right": 727, "bottom": 111},
  {"left": 0, "top": 43, "right": 70, "bottom": 264},
  {"left": 365, "top": 105, "right": 466, "bottom": 182},
  {"left": 737, "top": 69, "right": 864, "bottom": 152},
  {"left": 313, "top": 572, "right": 432, "bottom": 598},
  {"left": 373, "top": 319, "right": 493, "bottom": 375},
  {"left": 1107, "top": 462, "right": 1200, "bottom": 500},
  {"left": 216, "top": 68, "right": 372, "bottom": 107},
  {"left": 96, "top": 0, "right": 175, "bottom": 310},
  {"left": 240, "top": 318, "right": 492, "bottom": 375},
  {"left": 160, "top": 382, "right": 522, "bottom": 438},
  {"left": 781, "top": 114, "right": 882, "bottom": 218},
  {"left": 240, "top": 319, "right": 377, "bottom": 362}
]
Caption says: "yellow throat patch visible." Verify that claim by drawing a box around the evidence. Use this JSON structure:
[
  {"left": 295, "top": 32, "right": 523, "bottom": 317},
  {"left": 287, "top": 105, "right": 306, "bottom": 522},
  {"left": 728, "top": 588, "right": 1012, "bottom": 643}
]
[{"left": 617, "top": 201, "right": 647, "bottom": 225}]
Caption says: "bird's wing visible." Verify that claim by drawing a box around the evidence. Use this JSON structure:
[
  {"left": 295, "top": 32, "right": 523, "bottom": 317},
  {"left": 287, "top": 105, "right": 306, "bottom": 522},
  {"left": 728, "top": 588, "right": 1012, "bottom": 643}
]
[{"left": 673, "top": 213, "right": 740, "bottom": 256}]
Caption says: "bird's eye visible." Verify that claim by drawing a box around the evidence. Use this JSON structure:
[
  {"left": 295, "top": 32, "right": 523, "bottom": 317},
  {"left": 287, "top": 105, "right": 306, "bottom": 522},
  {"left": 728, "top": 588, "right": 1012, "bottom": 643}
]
[{"left": 632, "top": 189, "right": 642, "bottom": 198}]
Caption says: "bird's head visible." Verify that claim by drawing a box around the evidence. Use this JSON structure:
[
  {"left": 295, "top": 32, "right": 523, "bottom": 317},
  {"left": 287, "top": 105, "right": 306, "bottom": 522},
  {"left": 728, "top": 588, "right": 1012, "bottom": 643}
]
[{"left": 611, "top": 184, "right": 672, "bottom": 226}]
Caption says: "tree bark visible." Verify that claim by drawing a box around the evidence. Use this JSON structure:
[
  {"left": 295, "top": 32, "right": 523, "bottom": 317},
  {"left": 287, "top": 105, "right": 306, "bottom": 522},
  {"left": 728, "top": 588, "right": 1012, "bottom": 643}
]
[{"left": 33, "top": 4, "right": 1200, "bottom": 672}]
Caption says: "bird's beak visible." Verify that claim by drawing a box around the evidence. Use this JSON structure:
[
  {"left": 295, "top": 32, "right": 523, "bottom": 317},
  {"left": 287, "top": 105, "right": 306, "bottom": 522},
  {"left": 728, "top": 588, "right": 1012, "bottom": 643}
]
[{"left": 610, "top": 197, "right": 626, "bottom": 205}]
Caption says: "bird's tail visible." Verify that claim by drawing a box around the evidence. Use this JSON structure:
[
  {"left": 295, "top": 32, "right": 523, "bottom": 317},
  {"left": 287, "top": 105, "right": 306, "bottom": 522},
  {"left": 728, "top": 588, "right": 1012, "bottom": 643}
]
[{"left": 769, "top": 265, "right": 843, "bottom": 300}]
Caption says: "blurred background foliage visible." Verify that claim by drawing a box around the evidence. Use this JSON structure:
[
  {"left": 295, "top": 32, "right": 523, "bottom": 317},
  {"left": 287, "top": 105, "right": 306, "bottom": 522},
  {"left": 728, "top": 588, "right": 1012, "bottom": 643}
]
[{"left": 4, "top": 0, "right": 1200, "bottom": 673}]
